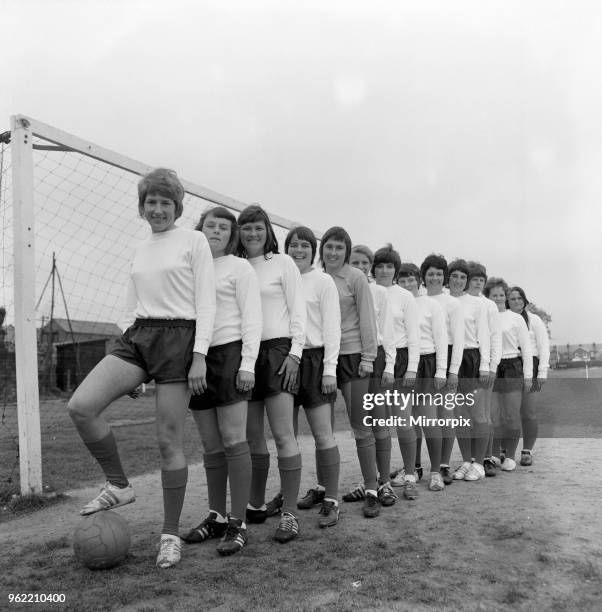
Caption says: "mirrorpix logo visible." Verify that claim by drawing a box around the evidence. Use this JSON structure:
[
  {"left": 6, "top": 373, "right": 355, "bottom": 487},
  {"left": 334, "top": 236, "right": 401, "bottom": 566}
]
[{"left": 361, "top": 389, "right": 476, "bottom": 428}]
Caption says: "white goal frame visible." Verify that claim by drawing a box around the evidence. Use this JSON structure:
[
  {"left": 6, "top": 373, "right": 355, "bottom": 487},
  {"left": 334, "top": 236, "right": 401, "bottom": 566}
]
[{"left": 10, "top": 113, "right": 309, "bottom": 495}]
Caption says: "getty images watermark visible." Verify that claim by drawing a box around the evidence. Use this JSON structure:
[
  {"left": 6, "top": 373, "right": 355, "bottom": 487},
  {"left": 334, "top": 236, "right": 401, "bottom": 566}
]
[{"left": 361, "top": 389, "right": 476, "bottom": 428}]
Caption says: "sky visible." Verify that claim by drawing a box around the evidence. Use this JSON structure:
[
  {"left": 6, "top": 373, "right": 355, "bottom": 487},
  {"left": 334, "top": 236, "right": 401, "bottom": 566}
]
[{"left": 2, "top": 0, "right": 602, "bottom": 345}]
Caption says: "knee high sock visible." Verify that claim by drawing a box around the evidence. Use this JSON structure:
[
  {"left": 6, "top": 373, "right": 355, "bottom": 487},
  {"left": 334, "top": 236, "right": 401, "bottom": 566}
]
[
  {"left": 204, "top": 451, "right": 228, "bottom": 517},
  {"left": 84, "top": 431, "right": 129, "bottom": 488},
  {"left": 355, "top": 436, "right": 378, "bottom": 491},
  {"left": 315, "top": 448, "right": 324, "bottom": 487},
  {"left": 249, "top": 453, "right": 270, "bottom": 509},
  {"left": 471, "top": 422, "right": 491, "bottom": 464},
  {"left": 440, "top": 425, "right": 455, "bottom": 466},
  {"left": 522, "top": 415, "right": 538, "bottom": 451},
  {"left": 414, "top": 426, "right": 423, "bottom": 466},
  {"left": 396, "top": 427, "right": 417, "bottom": 475},
  {"left": 485, "top": 427, "right": 494, "bottom": 457},
  {"left": 374, "top": 435, "right": 392, "bottom": 483},
  {"left": 456, "top": 424, "right": 472, "bottom": 463},
  {"left": 161, "top": 466, "right": 188, "bottom": 536},
  {"left": 316, "top": 446, "right": 340, "bottom": 501},
  {"left": 278, "top": 454, "right": 302, "bottom": 515},
  {"left": 422, "top": 426, "right": 442, "bottom": 472},
  {"left": 224, "top": 442, "right": 251, "bottom": 521},
  {"left": 503, "top": 429, "right": 521, "bottom": 460}
]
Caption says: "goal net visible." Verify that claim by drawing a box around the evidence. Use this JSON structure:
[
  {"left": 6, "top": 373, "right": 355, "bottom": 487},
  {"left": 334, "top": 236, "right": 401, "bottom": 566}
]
[{"left": 0, "top": 115, "right": 301, "bottom": 495}]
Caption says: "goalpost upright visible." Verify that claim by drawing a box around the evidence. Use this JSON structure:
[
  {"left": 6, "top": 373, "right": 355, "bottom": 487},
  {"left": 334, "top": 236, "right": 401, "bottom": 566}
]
[{"left": 9, "top": 113, "right": 312, "bottom": 496}]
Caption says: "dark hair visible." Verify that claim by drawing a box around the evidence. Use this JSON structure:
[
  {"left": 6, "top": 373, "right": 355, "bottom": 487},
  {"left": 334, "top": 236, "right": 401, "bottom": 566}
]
[
  {"left": 507, "top": 286, "right": 530, "bottom": 328},
  {"left": 398, "top": 262, "right": 421, "bottom": 285},
  {"left": 138, "top": 168, "right": 184, "bottom": 219},
  {"left": 448, "top": 258, "right": 469, "bottom": 291},
  {"left": 285, "top": 226, "right": 317, "bottom": 264},
  {"left": 467, "top": 261, "right": 487, "bottom": 283},
  {"left": 483, "top": 277, "right": 508, "bottom": 298},
  {"left": 319, "top": 226, "right": 352, "bottom": 269},
  {"left": 420, "top": 253, "right": 448, "bottom": 285},
  {"left": 195, "top": 206, "right": 239, "bottom": 256},
  {"left": 350, "top": 244, "right": 374, "bottom": 264},
  {"left": 372, "top": 244, "right": 401, "bottom": 279},
  {"left": 237, "top": 204, "right": 279, "bottom": 258}
]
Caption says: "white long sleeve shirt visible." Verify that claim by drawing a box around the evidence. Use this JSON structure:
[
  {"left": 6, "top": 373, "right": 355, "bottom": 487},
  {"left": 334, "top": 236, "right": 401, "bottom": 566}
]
[
  {"left": 480, "top": 294, "right": 502, "bottom": 371},
  {"left": 121, "top": 226, "right": 215, "bottom": 355},
  {"left": 527, "top": 311, "right": 550, "bottom": 379},
  {"left": 385, "top": 284, "right": 420, "bottom": 373},
  {"left": 301, "top": 268, "right": 341, "bottom": 377},
  {"left": 370, "top": 282, "right": 396, "bottom": 375},
  {"left": 457, "top": 293, "right": 490, "bottom": 372},
  {"left": 499, "top": 310, "right": 533, "bottom": 379},
  {"left": 416, "top": 295, "right": 448, "bottom": 379},
  {"left": 248, "top": 253, "right": 306, "bottom": 358},
  {"left": 212, "top": 255, "right": 262, "bottom": 373},
  {"left": 431, "top": 293, "right": 465, "bottom": 375}
]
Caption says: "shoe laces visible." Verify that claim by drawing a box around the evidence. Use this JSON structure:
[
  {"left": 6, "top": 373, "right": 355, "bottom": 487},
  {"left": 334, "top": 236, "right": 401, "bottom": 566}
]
[
  {"left": 279, "top": 511, "right": 298, "bottom": 530},
  {"left": 158, "top": 537, "right": 181, "bottom": 559},
  {"left": 366, "top": 494, "right": 378, "bottom": 507},
  {"left": 223, "top": 520, "right": 243, "bottom": 541},
  {"left": 318, "top": 501, "right": 336, "bottom": 516}
]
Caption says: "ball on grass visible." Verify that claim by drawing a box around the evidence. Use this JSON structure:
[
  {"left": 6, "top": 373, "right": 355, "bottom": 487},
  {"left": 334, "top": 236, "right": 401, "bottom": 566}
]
[{"left": 73, "top": 510, "right": 131, "bottom": 570}]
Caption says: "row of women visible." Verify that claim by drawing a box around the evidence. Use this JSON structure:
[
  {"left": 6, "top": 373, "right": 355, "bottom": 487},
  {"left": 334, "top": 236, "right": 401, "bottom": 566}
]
[{"left": 67, "top": 168, "right": 550, "bottom": 569}]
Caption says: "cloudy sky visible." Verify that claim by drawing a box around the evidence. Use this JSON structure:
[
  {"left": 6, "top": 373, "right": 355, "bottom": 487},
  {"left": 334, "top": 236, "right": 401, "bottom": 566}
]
[{"left": 2, "top": 0, "right": 602, "bottom": 344}]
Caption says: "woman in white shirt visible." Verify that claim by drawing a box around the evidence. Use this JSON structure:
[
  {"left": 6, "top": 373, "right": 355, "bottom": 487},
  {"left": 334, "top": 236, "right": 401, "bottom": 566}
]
[
  {"left": 184, "top": 207, "right": 261, "bottom": 556},
  {"left": 483, "top": 278, "right": 533, "bottom": 471},
  {"left": 285, "top": 226, "right": 341, "bottom": 528},
  {"left": 68, "top": 168, "right": 216, "bottom": 568},
  {"left": 237, "top": 204, "right": 306, "bottom": 543},
  {"left": 348, "top": 245, "right": 398, "bottom": 508},
  {"left": 396, "top": 263, "right": 448, "bottom": 492},
  {"left": 507, "top": 286, "right": 550, "bottom": 467}
]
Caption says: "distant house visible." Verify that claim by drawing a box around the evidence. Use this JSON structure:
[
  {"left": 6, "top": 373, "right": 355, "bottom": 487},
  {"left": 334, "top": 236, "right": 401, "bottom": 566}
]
[
  {"left": 39, "top": 318, "right": 121, "bottom": 345},
  {"left": 38, "top": 319, "right": 122, "bottom": 391}
]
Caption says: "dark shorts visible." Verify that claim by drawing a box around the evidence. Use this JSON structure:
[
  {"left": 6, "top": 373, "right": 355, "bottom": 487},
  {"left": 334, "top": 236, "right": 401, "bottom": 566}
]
[
  {"left": 189, "top": 340, "right": 251, "bottom": 410},
  {"left": 336, "top": 353, "right": 362, "bottom": 387},
  {"left": 369, "top": 345, "right": 386, "bottom": 393},
  {"left": 493, "top": 356, "right": 524, "bottom": 393},
  {"left": 294, "top": 347, "right": 337, "bottom": 409},
  {"left": 446, "top": 344, "right": 453, "bottom": 375},
  {"left": 458, "top": 347, "right": 481, "bottom": 393},
  {"left": 251, "top": 337, "right": 292, "bottom": 401},
  {"left": 416, "top": 352, "right": 437, "bottom": 394},
  {"left": 110, "top": 318, "right": 195, "bottom": 384},
  {"left": 394, "top": 347, "right": 409, "bottom": 381}
]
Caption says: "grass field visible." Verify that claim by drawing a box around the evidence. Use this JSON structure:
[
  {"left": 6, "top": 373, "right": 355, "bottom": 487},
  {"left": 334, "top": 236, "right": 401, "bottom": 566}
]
[{"left": 1, "top": 369, "right": 601, "bottom": 610}]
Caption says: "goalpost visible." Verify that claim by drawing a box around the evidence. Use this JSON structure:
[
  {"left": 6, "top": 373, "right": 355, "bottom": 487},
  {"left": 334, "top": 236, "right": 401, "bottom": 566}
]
[{"left": 3, "top": 114, "right": 306, "bottom": 495}]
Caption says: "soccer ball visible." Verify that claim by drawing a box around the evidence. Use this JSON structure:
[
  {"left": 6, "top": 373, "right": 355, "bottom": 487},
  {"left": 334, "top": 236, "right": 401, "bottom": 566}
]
[{"left": 73, "top": 510, "right": 131, "bottom": 570}]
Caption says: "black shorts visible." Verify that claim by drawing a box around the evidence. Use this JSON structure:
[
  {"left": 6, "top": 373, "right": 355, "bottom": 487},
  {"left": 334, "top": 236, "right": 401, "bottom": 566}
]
[
  {"left": 394, "top": 347, "right": 409, "bottom": 381},
  {"left": 446, "top": 344, "right": 453, "bottom": 375},
  {"left": 458, "top": 347, "right": 481, "bottom": 393},
  {"left": 416, "top": 352, "right": 437, "bottom": 393},
  {"left": 369, "top": 345, "right": 386, "bottom": 393},
  {"left": 189, "top": 340, "right": 251, "bottom": 410},
  {"left": 110, "top": 318, "right": 195, "bottom": 384},
  {"left": 336, "top": 353, "right": 362, "bottom": 387},
  {"left": 493, "top": 356, "right": 524, "bottom": 393},
  {"left": 294, "top": 347, "right": 337, "bottom": 409},
  {"left": 251, "top": 337, "right": 292, "bottom": 401}
]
